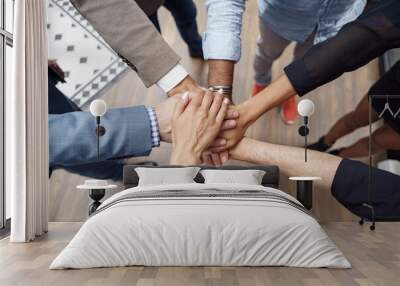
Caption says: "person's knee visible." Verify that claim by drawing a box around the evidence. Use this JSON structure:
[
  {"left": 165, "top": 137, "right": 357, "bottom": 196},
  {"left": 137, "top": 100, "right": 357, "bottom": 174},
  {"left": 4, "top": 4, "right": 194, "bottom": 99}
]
[{"left": 256, "top": 41, "right": 285, "bottom": 62}]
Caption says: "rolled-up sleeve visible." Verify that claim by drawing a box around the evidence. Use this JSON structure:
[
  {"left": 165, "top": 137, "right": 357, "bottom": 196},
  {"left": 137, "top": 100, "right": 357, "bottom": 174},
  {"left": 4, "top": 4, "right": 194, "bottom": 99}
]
[{"left": 203, "top": 0, "right": 246, "bottom": 62}]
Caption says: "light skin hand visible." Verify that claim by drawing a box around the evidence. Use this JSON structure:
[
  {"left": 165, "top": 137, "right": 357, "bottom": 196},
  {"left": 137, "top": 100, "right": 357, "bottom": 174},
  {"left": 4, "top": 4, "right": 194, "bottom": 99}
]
[
  {"left": 201, "top": 150, "right": 229, "bottom": 166},
  {"left": 166, "top": 74, "right": 294, "bottom": 163},
  {"left": 154, "top": 94, "right": 239, "bottom": 143},
  {"left": 212, "top": 75, "right": 297, "bottom": 152},
  {"left": 199, "top": 101, "right": 237, "bottom": 166},
  {"left": 155, "top": 96, "right": 181, "bottom": 142},
  {"left": 200, "top": 92, "right": 239, "bottom": 166},
  {"left": 170, "top": 91, "right": 229, "bottom": 165},
  {"left": 248, "top": 74, "right": 297, "bottom": 118},
  {"left": 167, "top": 75, "right": 204, "bottom": 98},
  {"left": 166, "top": 75, "right": 294, "bottom": 162},
  {"left": 211, "top": 101, "right": 254, "bottom": 152}
]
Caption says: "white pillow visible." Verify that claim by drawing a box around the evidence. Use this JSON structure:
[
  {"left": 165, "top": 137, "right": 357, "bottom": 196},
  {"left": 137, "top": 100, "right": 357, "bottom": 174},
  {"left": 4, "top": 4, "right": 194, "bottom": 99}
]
[
  {"left": 200, "top": 169, "right": 266, "bottom": 185},
  {"left": 135, "top": 167, "right": 201, "bottom": 186}
]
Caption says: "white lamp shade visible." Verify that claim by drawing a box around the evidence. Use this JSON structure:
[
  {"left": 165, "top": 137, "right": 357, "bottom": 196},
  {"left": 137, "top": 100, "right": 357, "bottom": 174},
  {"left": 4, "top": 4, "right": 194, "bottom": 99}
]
[
  {"left": 90, "top": 99, "right": 107, "bottom": 117},
  {"left": 297, "top": 99, "right": 315, "bottom": 117}
]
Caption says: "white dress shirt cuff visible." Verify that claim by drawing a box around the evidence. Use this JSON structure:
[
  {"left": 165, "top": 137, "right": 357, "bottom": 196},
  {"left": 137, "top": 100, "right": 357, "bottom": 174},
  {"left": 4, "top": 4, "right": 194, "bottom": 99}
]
[{"left": 156, "top": 64, "right": 189, "bottom": 93}]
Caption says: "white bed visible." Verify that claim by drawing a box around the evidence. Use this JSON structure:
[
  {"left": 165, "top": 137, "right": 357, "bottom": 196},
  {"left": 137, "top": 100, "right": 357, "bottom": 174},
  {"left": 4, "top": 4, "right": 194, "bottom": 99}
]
[{"left": 50, "top": 183, "right": 350, "bottom": 269}]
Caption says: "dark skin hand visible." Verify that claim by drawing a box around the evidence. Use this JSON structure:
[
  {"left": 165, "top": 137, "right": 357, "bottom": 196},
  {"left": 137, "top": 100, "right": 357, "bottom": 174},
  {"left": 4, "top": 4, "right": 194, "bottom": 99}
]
[{"left": 204, "top": 59, "right": 236, "bottom": 164}]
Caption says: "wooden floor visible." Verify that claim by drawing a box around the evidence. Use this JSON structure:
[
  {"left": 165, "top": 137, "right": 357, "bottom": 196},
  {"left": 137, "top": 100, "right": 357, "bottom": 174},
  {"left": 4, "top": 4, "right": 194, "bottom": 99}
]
[
  {"left": 49, "top": 0, "right": 380, "bottom": 222},
  {"left": 1, "top": 222, "right": 400, "bottom": 286}
]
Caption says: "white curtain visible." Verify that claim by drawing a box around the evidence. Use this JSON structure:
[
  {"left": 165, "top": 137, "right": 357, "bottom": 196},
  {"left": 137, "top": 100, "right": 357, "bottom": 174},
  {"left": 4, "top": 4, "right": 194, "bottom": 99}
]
[{"left": 7, "top": 0, "right": 49, "bottom": 242}]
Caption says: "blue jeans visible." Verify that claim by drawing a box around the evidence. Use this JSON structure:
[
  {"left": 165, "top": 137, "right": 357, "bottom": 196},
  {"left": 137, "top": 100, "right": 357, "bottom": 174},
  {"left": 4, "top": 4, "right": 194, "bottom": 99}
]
[
  {"left": 48, "top": 69, "right": 123, "bottom": 181},
  {"left": 149, "top": 0, "right": 202, "bottom": 54}
]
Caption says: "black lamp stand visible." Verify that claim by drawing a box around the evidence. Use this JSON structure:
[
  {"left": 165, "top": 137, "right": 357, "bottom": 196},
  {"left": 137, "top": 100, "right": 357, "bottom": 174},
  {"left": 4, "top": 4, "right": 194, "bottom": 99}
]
[
  {"left": 294, "top": 116, "right": 314, "bottom": 209},
  {"left": 358, "top": 96, "right": 376, "bottom": 231},
  {"left": 298, "top": 116, "right": 309, "bottom": 162},
  {"left": 88, "top": 116, "right": 106, "bottom": 215},
  {"left": 95, "top": 116, "right": 106, "bottom": 161}
]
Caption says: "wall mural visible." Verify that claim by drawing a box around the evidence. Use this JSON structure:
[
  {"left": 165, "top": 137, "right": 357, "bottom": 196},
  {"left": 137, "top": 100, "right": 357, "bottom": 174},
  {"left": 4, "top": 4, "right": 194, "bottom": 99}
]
[{"left": 47, "top": 0, "right": 127, "bottom": 108}]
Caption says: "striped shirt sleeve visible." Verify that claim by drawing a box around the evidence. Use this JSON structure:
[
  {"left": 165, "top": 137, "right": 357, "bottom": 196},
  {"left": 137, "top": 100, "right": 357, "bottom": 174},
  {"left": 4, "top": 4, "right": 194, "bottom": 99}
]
[{"left": 146, "top": 107, "right": 161, "bottom": 148}]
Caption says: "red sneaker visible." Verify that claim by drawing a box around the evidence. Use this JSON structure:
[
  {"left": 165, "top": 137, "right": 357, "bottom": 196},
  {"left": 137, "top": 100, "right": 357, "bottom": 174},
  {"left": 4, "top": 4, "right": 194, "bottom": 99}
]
[
  {"left": 280, "top": 96, "right": 298, "bottom": 125},
  {"left": 251, "top": 82, "right": 267, "bottom": 97}
]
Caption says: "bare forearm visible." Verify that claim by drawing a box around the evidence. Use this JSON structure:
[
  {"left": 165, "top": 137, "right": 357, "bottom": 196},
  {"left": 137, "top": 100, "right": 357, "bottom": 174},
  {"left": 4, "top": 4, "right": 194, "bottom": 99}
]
[
  {"left": 246, "top": 75, "right": 297, "bottom": 122},
  {"left": 208, "top": 60, "right": 234, "bottom": 85},
  {"left": 230, "top": 138, "right": 342, "bottom": 189}
]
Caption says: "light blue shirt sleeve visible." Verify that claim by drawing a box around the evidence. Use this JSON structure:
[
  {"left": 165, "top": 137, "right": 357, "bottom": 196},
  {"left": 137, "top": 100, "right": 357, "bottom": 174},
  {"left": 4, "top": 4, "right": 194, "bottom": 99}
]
[
  {"left": 203, "top": 0, "right": 246, "bottom": 62},
  {"left": 314, "top": 0, "right": 366, "bottom": 44}
]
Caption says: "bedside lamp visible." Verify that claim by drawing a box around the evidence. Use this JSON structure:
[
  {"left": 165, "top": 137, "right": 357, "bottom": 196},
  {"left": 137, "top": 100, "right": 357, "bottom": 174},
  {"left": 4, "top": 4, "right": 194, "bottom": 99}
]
[
  {"left": 90, "top": 99, "right": 107, "bottom": 161},
  {"left": 298, "top": 99, "right": 315, "bottom": 162},
  {"left": 291, "top": 99, "right": 319, "bottom": 210},
  {"left": 77, "top": 99, "right": 116, "bottom": 216}
]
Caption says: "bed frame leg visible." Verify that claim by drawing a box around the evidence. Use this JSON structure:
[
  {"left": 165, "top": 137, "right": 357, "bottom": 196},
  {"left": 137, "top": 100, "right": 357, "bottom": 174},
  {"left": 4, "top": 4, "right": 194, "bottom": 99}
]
[{"left": 360, "top": 203, "right": 376, "bottom": 231}]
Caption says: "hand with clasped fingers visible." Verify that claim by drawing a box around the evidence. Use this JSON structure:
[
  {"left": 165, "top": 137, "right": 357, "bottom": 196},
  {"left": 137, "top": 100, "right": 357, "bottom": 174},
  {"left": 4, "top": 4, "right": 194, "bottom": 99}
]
[{"left": 170, "top": 91, "right": 230, "bottom": 165}]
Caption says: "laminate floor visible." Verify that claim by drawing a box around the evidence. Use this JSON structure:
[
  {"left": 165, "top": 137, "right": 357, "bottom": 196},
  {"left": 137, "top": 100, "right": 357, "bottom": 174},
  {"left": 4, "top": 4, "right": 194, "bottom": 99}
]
[
  {"left": 49, "top": 0, "right": 381, "bottom": 222},
  {"left": 1, "top": 222, "right": 399, "bottom": 286}
]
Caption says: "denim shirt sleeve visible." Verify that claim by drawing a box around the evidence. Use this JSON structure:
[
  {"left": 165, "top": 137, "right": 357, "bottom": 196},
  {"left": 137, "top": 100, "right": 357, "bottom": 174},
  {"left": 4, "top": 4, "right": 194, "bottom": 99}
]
[
  {"left": 314, "top": 0, "right": 367, "bottom": 44},
  {"left": 202, "top": 0, "right": 246, "bottom": 62}
]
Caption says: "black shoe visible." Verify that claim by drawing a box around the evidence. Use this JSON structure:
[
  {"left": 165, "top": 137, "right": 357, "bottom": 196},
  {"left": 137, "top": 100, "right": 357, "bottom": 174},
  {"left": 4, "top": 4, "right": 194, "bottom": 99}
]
[
  {"left": 308, "top": 136, "right": 332, "bottom": 152},
  {"left": 189, "top": 48, "right": 204, "bottom": 59},
  {"left": 329, "top": 148, "right": 343, "bottom": 156}
]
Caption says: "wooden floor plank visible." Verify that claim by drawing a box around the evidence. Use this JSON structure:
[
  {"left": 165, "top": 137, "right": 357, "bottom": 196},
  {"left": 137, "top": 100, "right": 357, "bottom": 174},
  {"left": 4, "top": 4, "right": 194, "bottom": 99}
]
[{"left": 2, "top": 222, "right": 399, "bottom": 286}]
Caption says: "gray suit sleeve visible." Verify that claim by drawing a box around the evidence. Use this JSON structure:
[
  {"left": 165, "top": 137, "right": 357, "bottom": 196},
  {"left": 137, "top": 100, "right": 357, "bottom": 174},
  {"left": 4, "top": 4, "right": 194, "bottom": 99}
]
[
  {"left": 70, "top": 0, "right": 181, "bottom": 87},
  {"left": 49, "top": 106, "right": 153, "bottom": 167}
]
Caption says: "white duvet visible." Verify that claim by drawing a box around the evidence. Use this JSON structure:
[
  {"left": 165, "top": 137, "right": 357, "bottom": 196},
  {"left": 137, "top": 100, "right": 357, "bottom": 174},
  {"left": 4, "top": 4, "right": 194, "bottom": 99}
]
[{"left": 50, "top": 183, "right": 350, "bottom": 269}]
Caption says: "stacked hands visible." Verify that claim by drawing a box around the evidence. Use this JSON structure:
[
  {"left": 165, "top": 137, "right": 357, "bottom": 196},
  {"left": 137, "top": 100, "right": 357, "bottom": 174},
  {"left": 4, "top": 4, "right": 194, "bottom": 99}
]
[
  {"left": 157, "top": 74, "right": 294, "bottom": 165},
  {"left": 166, "top": 90, "right": 253, "bottom": 166}
]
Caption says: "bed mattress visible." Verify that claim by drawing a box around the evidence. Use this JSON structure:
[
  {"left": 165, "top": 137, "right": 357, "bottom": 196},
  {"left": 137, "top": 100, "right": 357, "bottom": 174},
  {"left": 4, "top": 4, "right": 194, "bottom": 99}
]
[{"left": 50, "top": 183, "right": 350, "bottom": 269}]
